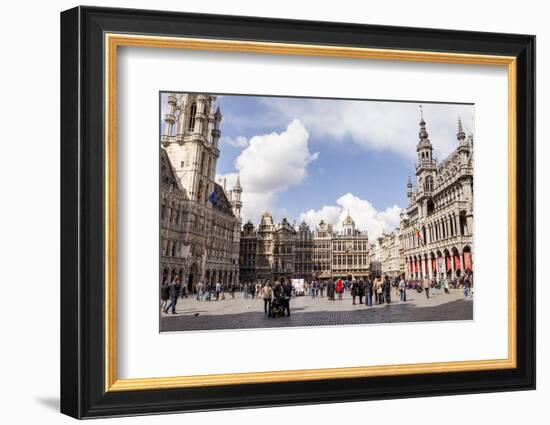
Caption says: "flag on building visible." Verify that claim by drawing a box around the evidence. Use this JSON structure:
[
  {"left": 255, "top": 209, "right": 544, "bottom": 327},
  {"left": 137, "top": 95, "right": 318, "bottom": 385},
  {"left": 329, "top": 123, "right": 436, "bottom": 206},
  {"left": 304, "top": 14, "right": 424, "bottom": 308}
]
[{"left": 414, "top": 226, "right": 425, "bottom": 246}]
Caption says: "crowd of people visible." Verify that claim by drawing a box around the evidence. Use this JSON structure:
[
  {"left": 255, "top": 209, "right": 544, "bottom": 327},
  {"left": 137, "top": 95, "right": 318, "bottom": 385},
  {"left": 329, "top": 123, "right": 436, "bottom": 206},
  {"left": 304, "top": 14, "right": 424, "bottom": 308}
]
[{"left": 160, "top": 273, "right": 474, "bottom": 316}]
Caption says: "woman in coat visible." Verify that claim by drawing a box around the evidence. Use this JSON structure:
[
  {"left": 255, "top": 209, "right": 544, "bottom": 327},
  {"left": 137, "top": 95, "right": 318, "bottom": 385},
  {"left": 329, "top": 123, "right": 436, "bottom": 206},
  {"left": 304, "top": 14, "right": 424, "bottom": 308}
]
[{"left": 350, "top": 280, "right": 358, "bottom": 305}]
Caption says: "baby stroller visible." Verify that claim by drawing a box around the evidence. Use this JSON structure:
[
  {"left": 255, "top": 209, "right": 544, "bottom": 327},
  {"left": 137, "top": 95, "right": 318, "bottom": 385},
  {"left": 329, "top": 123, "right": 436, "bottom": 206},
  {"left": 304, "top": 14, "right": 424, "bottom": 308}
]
[{"left": 268, "top": 295, "right": 286, "bottom": 318}]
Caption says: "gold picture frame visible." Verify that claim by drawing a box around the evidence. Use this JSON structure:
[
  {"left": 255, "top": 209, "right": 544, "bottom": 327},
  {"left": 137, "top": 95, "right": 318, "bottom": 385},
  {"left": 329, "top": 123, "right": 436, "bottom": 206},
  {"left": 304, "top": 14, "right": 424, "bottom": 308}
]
[{"left": 61, "top": 6, "right": 534, "bottom": 419}]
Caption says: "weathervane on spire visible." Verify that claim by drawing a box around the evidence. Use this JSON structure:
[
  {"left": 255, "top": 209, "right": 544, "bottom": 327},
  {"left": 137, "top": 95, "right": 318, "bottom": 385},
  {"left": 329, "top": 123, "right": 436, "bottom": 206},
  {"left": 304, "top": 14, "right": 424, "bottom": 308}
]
[{"left": 419, "top": 104, "right": 424, "bottom": 121}]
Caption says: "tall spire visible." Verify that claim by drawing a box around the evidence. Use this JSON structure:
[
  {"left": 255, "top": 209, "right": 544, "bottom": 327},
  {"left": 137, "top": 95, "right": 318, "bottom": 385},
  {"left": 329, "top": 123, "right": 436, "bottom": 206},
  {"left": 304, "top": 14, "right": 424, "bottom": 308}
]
[
  {"left": 457, "top": 116, "right": 466, "bottom": 143},
  {"left": 231, "top": 174, "right": 242, "bottom": 219},
  {"left": 418, "top": 105, "right": 429, "bottom": 141},
  {"left": 235, "top": 173, "right": 241, "bottom": 189}
]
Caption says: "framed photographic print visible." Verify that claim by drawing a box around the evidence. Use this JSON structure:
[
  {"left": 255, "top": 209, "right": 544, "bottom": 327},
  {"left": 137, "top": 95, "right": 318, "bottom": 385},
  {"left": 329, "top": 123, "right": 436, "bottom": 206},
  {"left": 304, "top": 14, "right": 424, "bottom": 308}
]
[{"left": 60, "top": 6, "right": 536, "bottom": 419}]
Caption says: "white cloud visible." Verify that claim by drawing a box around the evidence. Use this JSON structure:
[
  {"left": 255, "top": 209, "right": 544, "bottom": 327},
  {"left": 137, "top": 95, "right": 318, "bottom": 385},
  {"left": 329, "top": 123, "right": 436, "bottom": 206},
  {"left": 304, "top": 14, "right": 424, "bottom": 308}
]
[
  {"left": 217, "top": 119, "right": 318, "bottom": 224},
  {"left": 299, "top": 193, "right": 402, "bottom": 239},
  {"left": 221, "top": 135, "right": 248, "bottom": 148},
  {"left": 300, "top": 205, "right": 342, "bottom": 228},
  {"left": 260, "top": 98, "right": 474, "bottom": 161}
]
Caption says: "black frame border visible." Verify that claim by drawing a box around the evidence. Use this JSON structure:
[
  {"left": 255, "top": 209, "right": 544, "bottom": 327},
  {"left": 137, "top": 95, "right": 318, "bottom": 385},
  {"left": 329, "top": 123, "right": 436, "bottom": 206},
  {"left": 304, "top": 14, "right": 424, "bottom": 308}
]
[{"left": 60, "top": 6, "right": 536, "bottom": 419}]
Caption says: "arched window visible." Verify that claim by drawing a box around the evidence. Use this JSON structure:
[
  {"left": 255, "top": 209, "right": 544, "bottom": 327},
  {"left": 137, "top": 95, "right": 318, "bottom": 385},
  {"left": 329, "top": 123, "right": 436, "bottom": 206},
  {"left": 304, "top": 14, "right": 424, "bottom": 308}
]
[
  {"left": 425, "top": 176, "right": 434, "bottom": 191},
  {"left": 188, "top": 103, "right": 197, "bottom": 131},
  {"left": 427, "top": 198, "right": 435, "bottom": 215}
]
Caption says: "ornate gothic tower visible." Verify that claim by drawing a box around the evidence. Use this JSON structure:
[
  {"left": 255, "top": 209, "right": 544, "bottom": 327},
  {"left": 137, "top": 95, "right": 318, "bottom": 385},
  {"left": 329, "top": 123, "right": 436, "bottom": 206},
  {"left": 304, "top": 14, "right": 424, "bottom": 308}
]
[
  {"left": 407, "top": 175, "right": 414, "bottom": 205},
  {"left": 456, "top": 117, "right": 473, "bottom": 164},
  {"left": 415, "top": 107, "right": 437, "bottom": 219},
  {"left": 163, "top": 94, "right": 220, "bottom": 205}
]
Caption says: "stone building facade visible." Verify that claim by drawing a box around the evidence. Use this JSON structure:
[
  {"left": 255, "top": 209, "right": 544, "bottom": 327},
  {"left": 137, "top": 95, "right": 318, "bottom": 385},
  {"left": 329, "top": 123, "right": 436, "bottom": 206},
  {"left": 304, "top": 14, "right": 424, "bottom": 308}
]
[
  {"left": 312, "top": 220, "right": 333, "bottom": 280},
  {"left": 238, "top": 214, "right": 371, "bottom": 283},
  {"left": 330, "top": 214, "right": 370, "bottom": 279},
  {"left": 239, "top": 221, "right": 258, "bottom": 284},
  {"left": 400, "top": 113, "right": 474, "bottom": 281},
  {"left": 378, "top": 231, "right": 403, "bottom": 278},
  {"left": 160, "top": 93, "right": 242, "bottom": 291},
  {"left": 239, "top": 213, "right": 298, "bottom": 283},
  {"left": 295, "top": 222, "right": 314, "bottom": 281},
  {"left": 160, "top": 149, "right": 190, "bottom": 286}
]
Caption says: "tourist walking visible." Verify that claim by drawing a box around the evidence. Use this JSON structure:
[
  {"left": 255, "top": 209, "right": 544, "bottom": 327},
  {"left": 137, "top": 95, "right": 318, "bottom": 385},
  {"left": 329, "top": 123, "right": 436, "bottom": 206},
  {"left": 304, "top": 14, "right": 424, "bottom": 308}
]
[
  {"left": 255, "top": 282, "right": 262, "bottom": 299},
  {"left": 375, "top": 278, "right": 383, "bottom": 304},
  {"left": 164, "top": 278, "right": 181, "bottom": 314},
  {"left": 464, "top": 275, "right": 472, "bottom": 297},
  {"left": 327, "top": 280, "right": 335, "bottom": 300},
  {"left": 262, "top": 283, "right": 273, "bottom": 315},
  {"left": 383, "top": 276, "right": 391, "bottom": 304},
  {"left": 422, "top": 276, "right": 430, "bottom": 298},
  {"left": 283, "top": 279, "right": 293, "bottom": 316},
  {"left": 365, "top": 278, "right": 373, "bottom": 306},
  {"left": 196, "top": 281, "right": 204, "bottom": 301},
  {"left": 160, "top": 281, "right": 170, "bottom": 312},
  {"left": 351, "top": 280, "right": 358, "bottom": 305},
  {"left": 357, "top": 279, "right": 365, "bottom": 304},
  {"left": 215, "top": 282, "right": 222, "bottom": 301},
  {"left": 336, "top": 278, "right": 344, "bottom": 300},
  {"left": 398, "top": 275, "right": 407, "bottom": 302}
]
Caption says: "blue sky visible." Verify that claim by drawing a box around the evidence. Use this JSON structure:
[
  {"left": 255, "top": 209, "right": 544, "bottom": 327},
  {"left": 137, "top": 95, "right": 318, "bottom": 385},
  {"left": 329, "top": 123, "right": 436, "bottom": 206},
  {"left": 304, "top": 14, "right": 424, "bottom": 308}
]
[{"left": 161, "top": 93, "right": 474, "bottom": 238}]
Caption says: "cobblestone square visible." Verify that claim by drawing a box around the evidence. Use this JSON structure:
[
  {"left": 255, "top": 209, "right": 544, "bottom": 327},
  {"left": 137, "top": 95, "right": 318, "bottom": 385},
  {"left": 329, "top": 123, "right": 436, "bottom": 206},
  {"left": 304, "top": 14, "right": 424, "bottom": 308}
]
[{"left": 160, "top": 288, "right": 473, "bottom": 332}]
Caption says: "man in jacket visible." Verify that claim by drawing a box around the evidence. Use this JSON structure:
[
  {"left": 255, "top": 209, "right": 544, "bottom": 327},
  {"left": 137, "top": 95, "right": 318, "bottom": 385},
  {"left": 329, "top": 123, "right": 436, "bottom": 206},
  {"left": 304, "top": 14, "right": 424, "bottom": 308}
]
[
  {"left": 164, "top": 278, "right": 181, "bottom": 314},
  {"left": 282, "top": 279, "right": 293, "bottom": 317},
  {"left": 357, "top": 279, "right": 365, "bottom": 304},
  {"left": 365, "top": 278, "right": 373, "bottom": 307}
]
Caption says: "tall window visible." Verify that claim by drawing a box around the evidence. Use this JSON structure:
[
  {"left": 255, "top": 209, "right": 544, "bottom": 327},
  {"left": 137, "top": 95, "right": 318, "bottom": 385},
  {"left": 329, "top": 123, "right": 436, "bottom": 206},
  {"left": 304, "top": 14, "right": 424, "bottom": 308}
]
[
  {"left": 425, "top": 176, "right": 434, "bottom": 191},
  {"left": 200, "top": 152, "right": 206, "bottom": 175},
  {"left": 188, "top": 103, "right": 197, "bottom": 131},
  {"left": 197, "top": 180, "right": 203, "bottom": 202}
]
